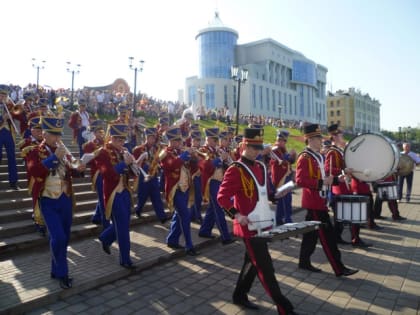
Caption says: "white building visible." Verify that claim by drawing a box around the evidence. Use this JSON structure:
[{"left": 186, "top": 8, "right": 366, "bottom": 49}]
[{"left": 185, "top": 12, "right": 328, "bottom": 125}]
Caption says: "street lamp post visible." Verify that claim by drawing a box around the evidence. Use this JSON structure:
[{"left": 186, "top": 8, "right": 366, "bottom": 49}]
[
  {"left": 32, "top": 58, "right": 46, "bottom": 93},
  {"left": 231, "top": 66, "right": 248, "bottom": 135},
  {"left": 128, "top": 57, "right": 144, "bottom": 115},
  {"left": 66, "top": 62, "right": 81, "bottom": 108}
]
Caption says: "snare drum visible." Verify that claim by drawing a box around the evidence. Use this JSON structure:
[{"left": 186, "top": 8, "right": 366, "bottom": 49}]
[
  {"left": 335, "top": 195, "right": 369, "bottom": 223},
  {"left": 376, "top": 182, "right": 398, "bottom": 200},
  {"left": 344, "top": 133, "right": 400, "bottom": 182}
]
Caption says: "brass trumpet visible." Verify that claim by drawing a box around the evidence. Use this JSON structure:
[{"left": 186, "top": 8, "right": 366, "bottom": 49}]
[
  {"left": 56, "top": 141, "right": 81, "bottom": 169},
  {"left": 124, "top": 150, "right": 151, "bottom": 181}
]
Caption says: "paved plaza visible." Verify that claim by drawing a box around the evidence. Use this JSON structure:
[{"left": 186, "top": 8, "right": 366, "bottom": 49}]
[{"left": 1, "top": 174, "right": 420, "bottom": 315}]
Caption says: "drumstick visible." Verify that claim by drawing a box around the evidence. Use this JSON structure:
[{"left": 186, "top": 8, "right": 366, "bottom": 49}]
[{"left": 342, "top": 170, "right": 350, "bottom": 191}]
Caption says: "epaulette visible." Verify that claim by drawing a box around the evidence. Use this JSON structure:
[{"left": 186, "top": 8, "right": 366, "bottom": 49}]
[
  {"left": 17, "top": 139, "right": 26, "bottom": 149},
  {"left": 21, "top": 145, "right": 36, "bottom": 158}
]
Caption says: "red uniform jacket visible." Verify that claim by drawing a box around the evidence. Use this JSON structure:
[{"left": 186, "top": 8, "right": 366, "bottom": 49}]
[
  {"left": 198, "top": 145, "right": 218, "bottom": 193},
  {"left": 159, "top": 146, "right": 191, "bottom": 209},
  {"left": 83, "top": 138, "right": 104, "bottom": 189},
  {"left": 217, "top": 157, "right": 266, "bottom": 238},
  {"left": 270, "top": 146, "right": 291, "bottom": 189},
  {"left": 325, "top": 146, "right": 352, "bottom": 195},
  {"left": 351, "top": 177, "right": 371, "bottom": 195},
  {"left": 26, "top": 142, "right": 76, "bottom": 213},
  {"left": 295, "top": 149, "right": 328, "bottom": 211},
  {"left": 68, "top": 111, "right": 82, "bottom": 141},
  {"left": 95, "top": 143, "right": 133, "bottom": 219}
]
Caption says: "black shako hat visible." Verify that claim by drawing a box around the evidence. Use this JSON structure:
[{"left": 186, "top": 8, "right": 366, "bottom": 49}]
[
  {"left": 243, "top": 128, "right": 264, "bottom": 150},
  {"left": 327, "top": 123, "right": 343, "bottom": 135},
  {"left": 303, "top": 124, "right": 322, "bottom": 139}
]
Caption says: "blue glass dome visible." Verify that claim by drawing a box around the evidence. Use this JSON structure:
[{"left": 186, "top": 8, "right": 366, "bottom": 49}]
[{"left": 196, "top": 12, "right": 238, "bottom": 79}]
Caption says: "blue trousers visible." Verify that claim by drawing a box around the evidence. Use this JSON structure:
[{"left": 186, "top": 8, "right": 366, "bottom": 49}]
[
  {"left": 136, "top": 176, "right": 167, "bottom": 221},
  {"left": 91, "top": 174, "right": 110, "bottom": 229},
  {"left": 199, "top": 179, "right": 231, "bottom": 241},
  {"left": 40, "top": 193, "right": 72, "bottom": 278},
  {"left": 276, "top": 192, "right": 293, "bottom": 224},
  {"left": 0, "top": 128, "right": 18, "bottom": 184},
  {"left": 190, "top": 175, "right": 203, "bottom": 221},
  {"left": 77, "top": 127, "right": 86, "bottom": 158},
  {"left": 99, "top": 190, "right": 132, "bottom": 266},
  {"left": 167, "top": 189, "right": 194, "bottom": 250}
]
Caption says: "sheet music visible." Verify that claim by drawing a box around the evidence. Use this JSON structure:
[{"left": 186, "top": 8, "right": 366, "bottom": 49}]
[{"left": 80, "top": 153, "right": 95, "bottom": 164}]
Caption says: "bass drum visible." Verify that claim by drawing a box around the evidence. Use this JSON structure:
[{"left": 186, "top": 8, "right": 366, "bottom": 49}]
[{"left": 344, "top": 133, "right": 400, "bottom": 182}]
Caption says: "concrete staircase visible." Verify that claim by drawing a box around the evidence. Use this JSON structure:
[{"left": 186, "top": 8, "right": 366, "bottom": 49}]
[{"left": 0, "top": 122, "right": 168, "bottom": 259}]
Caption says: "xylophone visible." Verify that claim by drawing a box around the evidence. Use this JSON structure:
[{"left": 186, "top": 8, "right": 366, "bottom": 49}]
[{"left": 255, "top": 221, "right": 321, "bottom": 240}]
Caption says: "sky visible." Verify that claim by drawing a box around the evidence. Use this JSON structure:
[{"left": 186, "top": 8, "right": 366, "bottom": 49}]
[{"left": 1, "top": 0, "right": 419, "bottom": 131}]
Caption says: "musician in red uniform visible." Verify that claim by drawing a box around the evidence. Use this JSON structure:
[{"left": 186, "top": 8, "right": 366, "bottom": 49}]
[
  {"left": 373, "top": 174, "right": 406, "bottom": 221},
  {"left": 198, "top": 128, "right": 233, "bottom": 245},
  {"left": 189, "top": 130, "right": 203, "bottom": 223},
  {"left": 217, "top": 128, "right": 297, "bottom": 314},
  {"left": 296, "top": 124, "right": 358, "bottom": 277},
  {"left": 26, "top": 116, "right": 86, "bottom": 289},
  {"left": 15, "top": 93, "right": 35, "bottom": 138},
  {"left": 20, "top": 116, "right": 46, "bottom": 235},
  {"left": 325, "top": 124, "right": 371, "bottom": 247},
  {"left": 82, "top": 120, "right": 108, "bottom": 228},
  {"left": 160, "top": 126, "right": 198, "bottom": 256},
  {"left": 96, "top": 123, "right": 136, "bottom": 268},
  {"left": 0, "top": 89, "right": 20, "bottom": 189},
  {"left": 68, "top": 102, "right": 90, "bottom": 156},
  {"left": 132, "top": 127, "right": 168, "bottom": 223},
  {"left": 270, "top": 130, "right": 296, "bottom": 224}
]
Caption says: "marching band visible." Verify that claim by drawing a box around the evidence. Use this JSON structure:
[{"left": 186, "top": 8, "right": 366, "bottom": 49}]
[{"left": 1, "top": 87, "right": 412, "bottom": 314}]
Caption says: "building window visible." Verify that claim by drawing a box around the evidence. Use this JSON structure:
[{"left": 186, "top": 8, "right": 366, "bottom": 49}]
[
  {"left": 259, "top": 86, "right": 263, "bottom": 109},
  {"left": 336, "top": 110, "right": 340, "bottom": 116},
  {"left": 330, "top": 110, "right": 334, "bottom": 117},
  {"left": 252, "top": 84, "right": 256, "bottom": 108},
  {"left": 330, "top": 101, "right": 334, "bottom": 107},
  {"left": 224, "top": 85, "right": 228, "bottom": 107},
  {"left": 337, "top": 100, "right": 340, "bottom": 106},
  {"left": 272, "top": 89, "right": 276, "bottom": 112},
  {"left": 266, "top": 88, "right": 270, "bottom": 110}
]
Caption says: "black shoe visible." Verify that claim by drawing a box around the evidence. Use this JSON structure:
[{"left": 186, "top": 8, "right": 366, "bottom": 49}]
[
  {"left": 337, "top": 268, "right": 359, "bottom": 277},
  {"left": 59, "top": 276, "right": 73, "bottom": 289},
  {"left": 352, "top": 239, "right": 372, "bottom": 248},
  {"left": 135, "top": 211, "right": 141, "bottom": 218},
  {"left": 167, "top": 243, "right": 184, "bottom": 249},
  {"left": 160, "top": 217, "right": 168, "bottom": 224},
  {"left": 233, "top": 297, "right": 259, "bottom": 310},
  {"left": 375, "top": 215, "right": 387, "bottom": 220},
  {"left": 369, "top": 224, "right": 384, "bottom": 231},
  {"left": 337, "top": 238, "right": 351, "bottom": 245},
  {"left": 185, "top": 248, "right": 199, "bottom": 256},
  {"left": 198, "top": 233, "right": 216, "bottom": 239},
  {"left": 393, "top": 216, "right": 407, "bottom": 221},
  {"left": 222, "top": 239, "right": 235, "bottom": 245},
  {"left": 100, "top": 239, "right": 111, "bottom": 254},
  {"left": 9, "top": 183, "right": 20, "bottom": 190},
  {"left": 91, "top": 219, "right": 101, "bottom": 225},
  {"left": 50, "top": 272, "right": 56, "bottom": 279},
  {"left": 298, "top": 263, "right": 322, "bottom": 273},
  {"left": 120, "top": 263, "right": 135, "bottom": 270}
]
